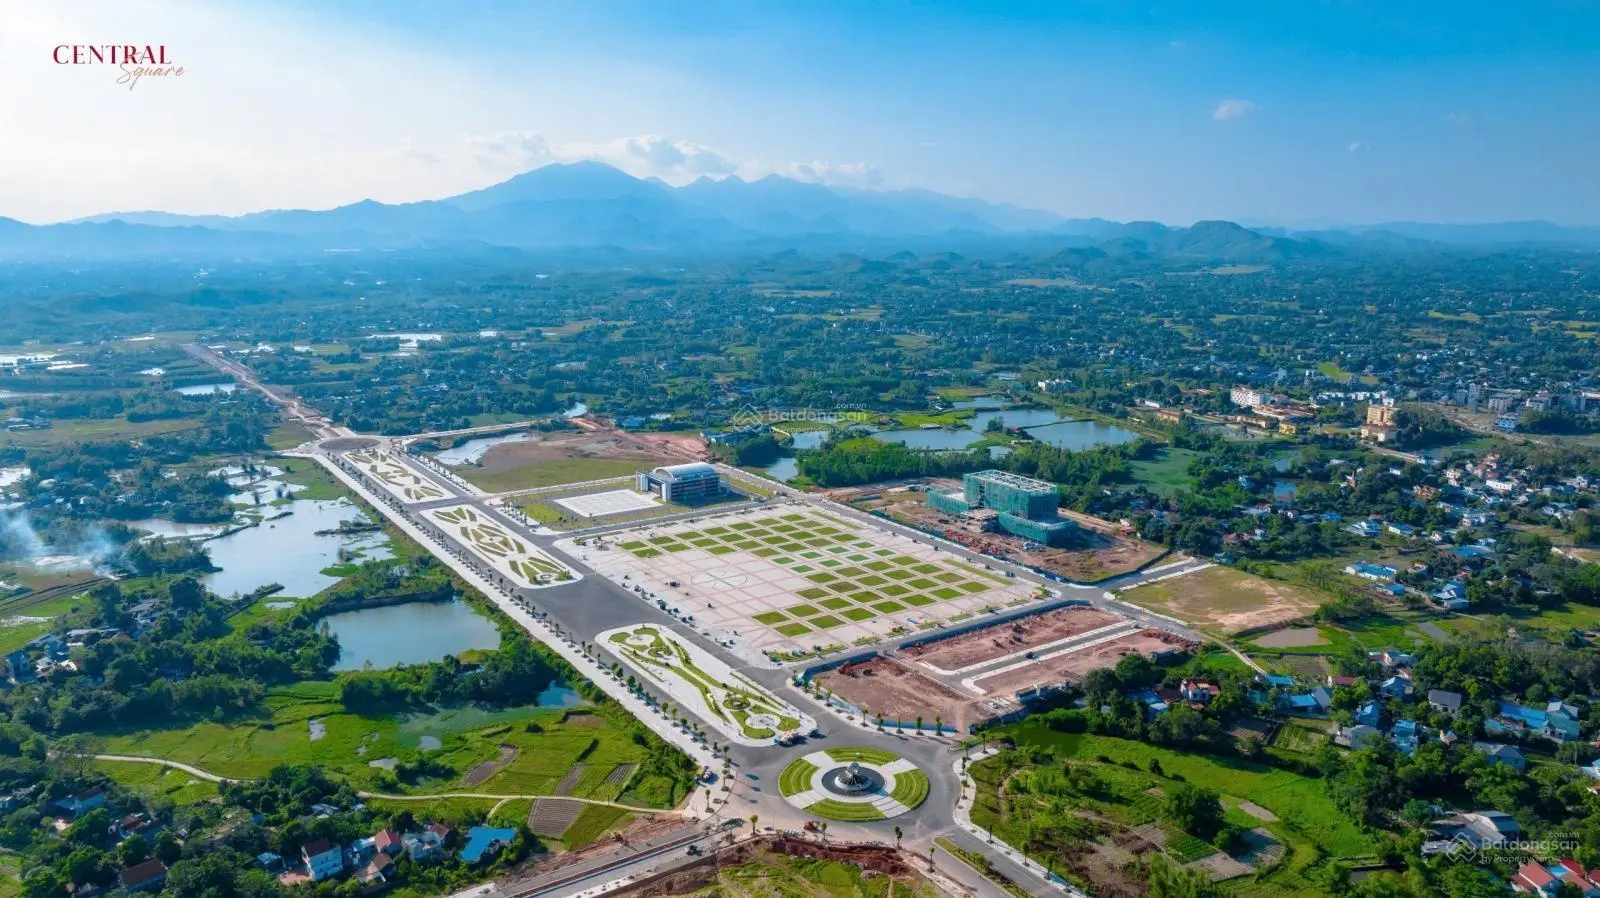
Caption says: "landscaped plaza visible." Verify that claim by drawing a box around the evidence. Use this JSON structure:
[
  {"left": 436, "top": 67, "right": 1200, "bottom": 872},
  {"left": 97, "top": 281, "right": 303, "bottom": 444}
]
[
  {"left": 425, "top": 504, "right": 575, "bottom": 586},
  {"left": 346, "top": 449, "right": 451, "bottom": 503},
  {"left": 600, "top": 624, "right": 814, "bottom": 745},
  {"left": 566, "top": 504, "right": 1045, "bottom": 662},
  {"left": 777, "top": 747, "right": 929, "bottom": 821}
]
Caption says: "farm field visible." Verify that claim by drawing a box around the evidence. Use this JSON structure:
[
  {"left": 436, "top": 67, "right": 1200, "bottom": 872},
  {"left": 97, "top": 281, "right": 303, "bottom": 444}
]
[
  {"left": 1117, "top": 565, "right": 1325, "bottom": 635},
  {"left": 89, "top": 682, "right": 688, "bottom": 809},
  {"left": 569, "top": 504, "right": 1040, "bottom": 663}
]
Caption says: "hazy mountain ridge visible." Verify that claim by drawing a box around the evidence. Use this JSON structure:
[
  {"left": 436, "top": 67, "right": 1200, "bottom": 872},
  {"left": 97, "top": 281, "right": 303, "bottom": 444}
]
[{"left": 14, "top": 161, "right": 1600, "bottom": 261}]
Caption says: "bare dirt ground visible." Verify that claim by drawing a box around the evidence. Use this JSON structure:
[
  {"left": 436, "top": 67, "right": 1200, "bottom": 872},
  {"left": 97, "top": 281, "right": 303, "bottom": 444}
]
[
  {"left": 1118, "top": 565, "right": 1324, "bottom": 634},
  {"left": 901, "top": 605, "right": 1124, "bottom": 671},
  {"left": 971, "top": 629, "right": 1194, "bottom": 696},
  {"left": 461, "top": 429, "right": 690, "bottom": 492},
  {"left": 840, "top": 482, "right": 1166, "bottom": 581},
  {"left": 814, "top": 656, "right": 983, "bottom": 731}
]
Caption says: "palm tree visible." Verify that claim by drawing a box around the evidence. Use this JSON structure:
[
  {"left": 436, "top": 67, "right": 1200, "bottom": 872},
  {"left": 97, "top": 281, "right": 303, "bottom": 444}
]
[
  {"left": 749, "top": 814, "right": 758, "bottom": 832},
  {"left": 818, "top": 822, "right": 828, "bottom": 843},
  {"left": 933, "top": 715, "right": 942, "bottom": 735},
  {"left": 893, "top": 825, "right": 902, "bottom": 848}
]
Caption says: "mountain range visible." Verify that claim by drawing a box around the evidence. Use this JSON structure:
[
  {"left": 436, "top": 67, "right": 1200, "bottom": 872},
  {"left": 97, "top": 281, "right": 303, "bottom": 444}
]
[{"left": 2, "top": 161, "right": 1597, "bottom": 261}]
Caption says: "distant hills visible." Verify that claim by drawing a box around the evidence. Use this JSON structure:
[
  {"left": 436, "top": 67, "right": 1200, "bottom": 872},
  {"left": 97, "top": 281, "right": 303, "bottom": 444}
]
[{"left": 2, "top": 161, "right": 1596, "bottom": 261}]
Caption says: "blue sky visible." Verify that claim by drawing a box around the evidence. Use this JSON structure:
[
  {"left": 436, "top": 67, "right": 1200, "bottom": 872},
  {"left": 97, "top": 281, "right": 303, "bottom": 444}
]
[{"left": 3, "top": 0, "right": 1596, "bottom": 223}]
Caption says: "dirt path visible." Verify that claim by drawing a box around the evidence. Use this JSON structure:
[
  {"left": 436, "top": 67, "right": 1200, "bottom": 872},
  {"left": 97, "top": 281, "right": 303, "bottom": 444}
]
[{"left": 82, "top": 754, "right": 239, "bottom": 783}]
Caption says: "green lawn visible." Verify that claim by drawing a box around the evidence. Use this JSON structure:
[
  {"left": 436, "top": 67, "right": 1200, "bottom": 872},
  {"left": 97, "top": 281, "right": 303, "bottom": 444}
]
[{"left": 462, "top": 458, "right": 655, "bottom": 492}]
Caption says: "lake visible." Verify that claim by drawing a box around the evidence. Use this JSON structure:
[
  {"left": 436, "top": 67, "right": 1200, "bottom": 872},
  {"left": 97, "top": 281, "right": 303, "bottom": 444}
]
[
  {"left": 753, "top": 429, "right": 829, "bottom": 482},
  {"left": 1023, "top": 420, "right": 1141, "bottom": 450},
  {"left": 199, "top": 498, "right": 392, "bottom": 598},
  {"left": 872, "top": 410, "right": 1139, "bottom": 453},
  {"left": 435, "top": 432, "right": 537, "bottom": 465},
  {"left": 324, "top": 599, "right": 501, "bottom": 670}
]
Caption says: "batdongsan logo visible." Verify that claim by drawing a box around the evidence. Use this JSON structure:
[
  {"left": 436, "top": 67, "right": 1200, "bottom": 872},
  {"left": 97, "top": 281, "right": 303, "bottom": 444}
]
[
  {"left": 52, "top": 44, "right": 185, "bottom": 91},
  {"left": 729, "top": 405, "right": 872, "bottom": 427}
]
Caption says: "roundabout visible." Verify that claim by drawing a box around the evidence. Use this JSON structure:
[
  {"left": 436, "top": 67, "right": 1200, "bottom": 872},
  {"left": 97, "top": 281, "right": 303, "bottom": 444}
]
[{"left": 777, "top": 747, "right": 929, "bottom": 821}]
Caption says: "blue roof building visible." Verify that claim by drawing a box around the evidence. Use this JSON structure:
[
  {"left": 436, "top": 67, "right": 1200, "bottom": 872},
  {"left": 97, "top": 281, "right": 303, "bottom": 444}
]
[{"left": 461, "top": 826, "right": 518, "bottom": 864}]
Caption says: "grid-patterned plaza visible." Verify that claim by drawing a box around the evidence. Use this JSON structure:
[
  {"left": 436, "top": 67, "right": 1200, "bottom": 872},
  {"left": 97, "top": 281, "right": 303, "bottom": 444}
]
[{"left": 566, "top": 505, "right": 1043, "bottom": 662}]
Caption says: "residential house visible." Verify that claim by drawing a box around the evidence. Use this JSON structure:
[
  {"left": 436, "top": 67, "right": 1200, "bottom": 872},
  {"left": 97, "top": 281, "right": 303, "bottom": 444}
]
[
  {"left": 52, "top": 790, "right": 106, "bottom": 818},
  {"left": 1427, "top": 689, "right": 1464, "bottom": 715},
  {"left": 1390, "top": 719, "right": 1421, "bottom": 755},
  {"left": 1347, "top": 520, "right": 1382, "bottom": 538},
  {"left": 1386, "top": 522, "right": 1418, "bottom": 538},
  {"left": 1473, "top": 742, "right": 1528, "bottom": 773},
  {"left": 1374, "top": 582, "right": 1407, "bottom": 598},
  {"left": 1433, "top": 581, "right": 1469, "bottom": 610},
  {"left": 1328, "top": 674, "right": 1360, "bottom": 689},
  {"left": 1488, "top": 701, "right": 1581, "bottom": 742},
  {"left": 1354, "top": 700, "right": 1383, "bottom": 728},
  {"left": 1179, "top": 679, "right": 1216, "bottom": 704},
  {"left": 1369, "top": 651, "right": 1417, "bottom": 669},
  {"left": 1336, "top": 725, "right": 1383, "bottom": 749},
  {"left": 460, "top": 826, "right": 518, "bottom": 864},
  {"left": 374, "top": 829, "right": 403, "bottom": 856},
  {"left": 1513, "top": 859, "right": 1600, "bottom": 897},
  {"left": 1282, "top": 687, "right": 1332, "bottom": 716},
  {"left": 302, "top": 839, "right": 343, "bottom": 882},
  {"left": 1424, "top": 810, "right": 1522, "bottom": 852},
  {"left": 1258, "top": 674, "right": 1296, "bottom": 688},
  {"left": 1345, "top": 562, "right": 1398, "bottom": 581},
  {"left": 404, "top": 829, "right": 446, "bottom": 862},
  {"left": 1378, "top": 676, "right": 1412, "bottom": 699},
  {"left": 358, "top": 853, "right": 393, "bottom": 886},
  {"left": 118, "top": 860, "right": 167, "bottom": 893}
]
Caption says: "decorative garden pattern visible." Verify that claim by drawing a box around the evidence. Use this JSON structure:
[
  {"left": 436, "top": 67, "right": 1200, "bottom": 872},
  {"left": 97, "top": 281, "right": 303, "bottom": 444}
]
[
  {"left": 600, "top": 624, "right": 814, "bottom": 746},
  {"left": 347, "top": 450, "right": 449, "bottom": 503},
  {"left": 425, "top": 504, "right": 574, "bottom": 586}
]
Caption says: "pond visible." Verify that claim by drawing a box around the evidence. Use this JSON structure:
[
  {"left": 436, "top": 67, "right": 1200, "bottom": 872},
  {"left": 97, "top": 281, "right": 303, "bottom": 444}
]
[
  {"left": 324, "top": 599, "right": 501, "bottom": 670},
  {"left": 1023, "top": 419, "right": 1141, "bottom": 450},
  {"left": 872, "top": 427, "right": 985, "bottom": 451},
  {"left": 948, "top": 396, "right": 1012, "bottom": 410},
  {"left": 174, "top": 382, "right": 237, "bottom": 396},
  {"left": 752, "top": 430, "right": 830, "bottom": 483},
  {"left": 200, "top": 498, "right": 392, "bottom": 598},
  {"left": 435, "top": 432, "right": 537, "bottom": 465}
]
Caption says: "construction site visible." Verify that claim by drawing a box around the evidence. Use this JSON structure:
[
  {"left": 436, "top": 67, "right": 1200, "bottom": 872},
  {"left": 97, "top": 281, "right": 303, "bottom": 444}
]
[
  {"left": 831, "top": 478, "right": 1167, "bottom": 582},
  {"left": 812, "top": 603, "right": 1195, "bottom": 733}
]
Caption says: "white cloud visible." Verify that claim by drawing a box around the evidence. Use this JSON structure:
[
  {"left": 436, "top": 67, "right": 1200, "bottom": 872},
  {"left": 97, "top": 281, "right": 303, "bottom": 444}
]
[
  {"left": 773, "top": 160, "right": 884, "bottom": 188},
  {"left": 1213, "top": 99, "right": 1259, "bottom": 121},
  {"left": 1347, "top": 142, "right": 1363, "bottom": 153}
]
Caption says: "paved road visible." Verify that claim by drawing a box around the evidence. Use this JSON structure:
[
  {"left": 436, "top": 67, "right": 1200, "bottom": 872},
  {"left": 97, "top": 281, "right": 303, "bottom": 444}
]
[{"left": 188, "top": 347, "right": 1204, "bottom": 896}]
